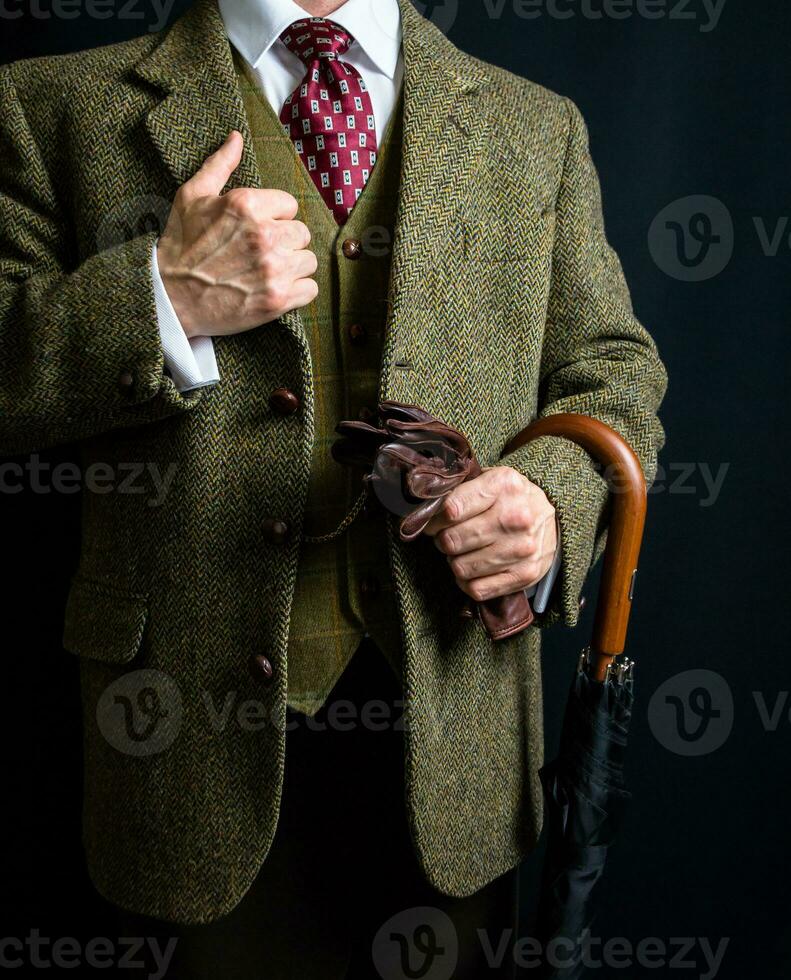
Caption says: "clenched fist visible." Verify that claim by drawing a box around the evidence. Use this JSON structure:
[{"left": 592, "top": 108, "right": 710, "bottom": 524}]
[
  {"left": 156, "top": 131, "right": 318, "bottom": 338},
  {"left": 423, "top": 466, "right": 558, "bottom": 603}
]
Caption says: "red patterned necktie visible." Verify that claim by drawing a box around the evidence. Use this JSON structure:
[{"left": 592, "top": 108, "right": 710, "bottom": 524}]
[{"left": 279, "top": 18, "right": 378, "bottom": 224}]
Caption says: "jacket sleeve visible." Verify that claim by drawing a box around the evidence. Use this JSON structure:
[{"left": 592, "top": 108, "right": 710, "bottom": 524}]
[
  {"left": 0, "top": 62, "right": 204, "bottom": 455},
  {"left": 500, "top": 96, "right": 668, "bottom": 629}
]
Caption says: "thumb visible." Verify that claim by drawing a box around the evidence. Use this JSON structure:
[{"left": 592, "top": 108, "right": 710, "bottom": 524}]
[{"left": 181, "top": 130, "right": 243, "bottom": 201}]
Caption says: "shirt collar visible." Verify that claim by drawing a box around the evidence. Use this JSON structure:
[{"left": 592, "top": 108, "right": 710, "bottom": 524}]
[{"left": 219, "top": 0, "right": 402, "bottom": 79}]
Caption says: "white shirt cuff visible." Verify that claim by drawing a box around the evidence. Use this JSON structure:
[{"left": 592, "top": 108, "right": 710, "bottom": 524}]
[
  {"left": 151, "top": 239, "right": 220, "bottom": 393},
  {"left": 525, "top": 516, "right": 562, "bottom": 615}
]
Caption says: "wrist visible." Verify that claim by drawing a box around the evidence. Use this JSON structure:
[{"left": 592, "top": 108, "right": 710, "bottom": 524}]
[{"left": 157, "top": 250, "right": 201, "bottom": 339}]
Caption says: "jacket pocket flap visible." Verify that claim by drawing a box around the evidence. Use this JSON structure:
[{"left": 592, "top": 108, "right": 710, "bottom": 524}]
[{"left": 63, "top": 578, "right": 149, "bottom": 665}]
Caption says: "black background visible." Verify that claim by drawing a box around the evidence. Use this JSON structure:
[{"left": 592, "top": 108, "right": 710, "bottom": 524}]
[{"left": 1, "top": 1, "right": 790, "bottom": 977}]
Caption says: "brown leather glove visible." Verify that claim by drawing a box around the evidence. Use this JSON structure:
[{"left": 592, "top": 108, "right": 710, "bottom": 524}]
[{"left": 332, "top": 400, "right": 534, "bottom": 641}]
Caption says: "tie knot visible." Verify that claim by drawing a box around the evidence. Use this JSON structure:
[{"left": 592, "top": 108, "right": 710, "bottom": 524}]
[{"left": 279, "top": 18, "right": 354, "bottom": 65}]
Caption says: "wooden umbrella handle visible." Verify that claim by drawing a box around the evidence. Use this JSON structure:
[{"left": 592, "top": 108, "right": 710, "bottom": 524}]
[{"left": 503, "top": 414, "right": 647, "bottom": 682}]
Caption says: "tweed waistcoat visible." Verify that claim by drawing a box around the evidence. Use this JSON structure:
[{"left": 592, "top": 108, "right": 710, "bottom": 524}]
[{"left": 234, "top": 54, "right": 404, "bottom": 715}]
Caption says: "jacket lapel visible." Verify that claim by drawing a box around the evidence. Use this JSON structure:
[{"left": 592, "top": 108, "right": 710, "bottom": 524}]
[
  {"left": 132, "top": 0, "right": 260, "bottom": 192},
  {"left": 131, "top": 0, "right": 308, "bottom": 350},
  {"left": 381, "top": 0, "right": 494, "bottom": 397}
]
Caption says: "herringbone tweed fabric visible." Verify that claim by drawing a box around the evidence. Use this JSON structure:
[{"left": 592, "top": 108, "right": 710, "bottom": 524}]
[
  {"left": 234, "top": 51, "right": 405, "bottom": 715},
  {"left": 0, "top": 0, "right": 667, "bottom": 924}
]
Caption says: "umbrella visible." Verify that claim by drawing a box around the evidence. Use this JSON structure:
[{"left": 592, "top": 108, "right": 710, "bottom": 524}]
[
  {"left": 502, "top": 413, "right": 647, "bottom": 977},
  {"left": 332, "top": 400, "right": 537, "bottom": 641}
]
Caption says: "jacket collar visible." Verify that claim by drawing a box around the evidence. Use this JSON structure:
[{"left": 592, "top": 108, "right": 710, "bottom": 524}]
[{"left": 218, "top": 0, "right": 402, "bottom": 79}]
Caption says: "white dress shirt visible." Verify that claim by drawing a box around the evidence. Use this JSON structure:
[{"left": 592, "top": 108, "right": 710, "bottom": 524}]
[{"left": 151, "top": 0, "right": 560, "bottom": 612}]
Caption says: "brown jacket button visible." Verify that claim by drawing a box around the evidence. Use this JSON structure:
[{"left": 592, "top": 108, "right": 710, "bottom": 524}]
[
  {"left": 118, "top": 370, "right": 134, "bottom": 388},
  {"left": 357, "top": 405, "right": 376, "bottom": 423},
  {"left": 348, "top": 323, "right": 367, "bottom": 345},
  {"left": 248, "top": 653, "right": 274, "bottom": 683},
  {"left": 262, "top": 518, "right": 290, "bottom": 545},
  {"left": 342, "top": 238, "right": 362, "bottom": 259},
  {"left": 360, "top": 573, "right": 380, "bottom": 598},
  {"left": 269, "top": 387, "right": 300, "bottom": 415}
]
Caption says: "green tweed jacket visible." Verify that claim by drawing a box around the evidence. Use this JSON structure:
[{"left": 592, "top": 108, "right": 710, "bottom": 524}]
[{"left": 0, "top": 0, "right": 667, "bottom": 923}]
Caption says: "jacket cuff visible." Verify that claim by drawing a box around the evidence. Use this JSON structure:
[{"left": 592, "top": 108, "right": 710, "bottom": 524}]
[
  {"left": 151, "top": 239, "right": 220, "bottom": 392},
  {"left": 501, "top": 434, "right": 609, "bottom": 629}
]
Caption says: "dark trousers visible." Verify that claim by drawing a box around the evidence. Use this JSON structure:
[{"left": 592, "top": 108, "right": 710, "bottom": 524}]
[{"left": 116, "top": 638, "right": 519, "bottom": 979}]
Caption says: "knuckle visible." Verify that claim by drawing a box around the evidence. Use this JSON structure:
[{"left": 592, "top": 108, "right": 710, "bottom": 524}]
[
  {"left": 520, "top": 534, "right": 538, "bottom": 559},
  {"left": 258, "top": 221, "right": 279, "bottom": 253},
  {"left": 502, "top": 466, "right": 525, "bottom": 493},
  {"left": 225, "top": 187, "right": 256, "bottom": 216},
  {"left": 173, "top": 184, "right": 189, "bottom": 209},
  {"left": 258, "top": 250, "right": 280, "bottom": 278},
  {"left": 294, "top": 220, "right": 311, "bottom": 246},
  {"left": 449, "top": 556, "right": 467, "bottom": 579},
  {"left": 263, "top": 283, "right": 287, "bottom": 312},
  {"left": 498, "top": 504, "right": 530, "bottom": 534},
  {"left": 267, "top": 189, "right": 298, "bottom": 218},
  {"left": 283, "top": 192, "right": 300, "bottom": 217},
  {"left": 437, "top": 528, "right": 459, "bottom": 555},
  {"left": 442, "top": 495, "right": 458, "bottom": 521}
]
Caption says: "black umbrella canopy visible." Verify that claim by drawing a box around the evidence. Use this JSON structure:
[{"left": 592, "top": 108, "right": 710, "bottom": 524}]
[{"left": 534, "top": 652, "right": 634, "bottom": 978}]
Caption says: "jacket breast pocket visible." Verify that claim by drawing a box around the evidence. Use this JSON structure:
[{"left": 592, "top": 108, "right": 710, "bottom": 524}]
[{"left": 62, "top": 576, "right": 149, "bottom": 665}]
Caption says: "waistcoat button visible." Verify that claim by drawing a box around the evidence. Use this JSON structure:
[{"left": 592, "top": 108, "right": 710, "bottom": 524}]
[
  {"left": 348, "top": 323, "right": 367, "bottom": 345},
  {"left": 269, "top": 387, "right": 300, "bottom": 415},
  {"left": 342, "top": 238, "right": 362, "bottom": 260}
]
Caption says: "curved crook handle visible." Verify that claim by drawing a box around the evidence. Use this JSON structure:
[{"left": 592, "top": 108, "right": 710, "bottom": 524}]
[{"left": 503, "top": 414, "right": 647, "bottom": 682}]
